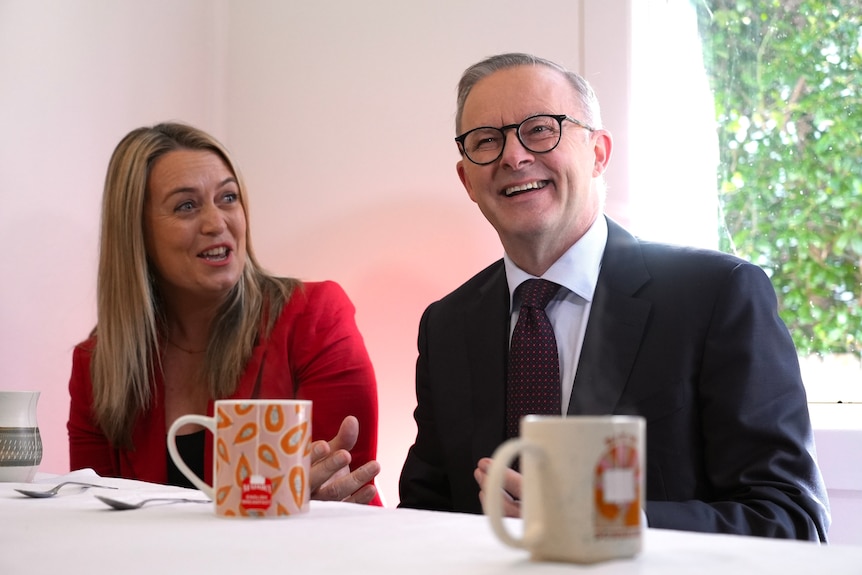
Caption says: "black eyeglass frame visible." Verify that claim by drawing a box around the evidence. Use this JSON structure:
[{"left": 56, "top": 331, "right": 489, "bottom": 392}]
[{"left": 454, "top": 114, "right": 596, "bottom": 166}]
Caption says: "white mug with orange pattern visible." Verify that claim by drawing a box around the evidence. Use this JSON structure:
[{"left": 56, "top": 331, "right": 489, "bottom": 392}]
[
  {"left": 484, "top": 415, "right": 645, "bottom": 563},
  {"left": 167, "top": 399, "right": 312, "bottom": 518}
]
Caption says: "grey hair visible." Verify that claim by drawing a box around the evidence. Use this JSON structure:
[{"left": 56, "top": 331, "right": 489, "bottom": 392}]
[{"left": 455, "top": 52, "right": 603, "bottom": 134}]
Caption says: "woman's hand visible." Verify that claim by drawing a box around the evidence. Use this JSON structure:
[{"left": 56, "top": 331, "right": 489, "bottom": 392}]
[
  {"left": 474, "top": 457, "right": 522, "bottom": 517},
  {"left": 309, "top": 415, "right": 381, "bottom": 504}
]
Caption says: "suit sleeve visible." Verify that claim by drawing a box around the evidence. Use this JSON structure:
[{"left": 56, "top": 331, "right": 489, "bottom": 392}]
[
  {"left": 646, "top": 262, "right": 830, "bottom": 541},
  {"left": 67, "top": 343, "right": 121, "bottom": 477},
  {"left": 398, "top": 304, "right": 457, "bottom": 511},
  {"left": 289, "top": 281, "right": 382, "bottom": 506}
]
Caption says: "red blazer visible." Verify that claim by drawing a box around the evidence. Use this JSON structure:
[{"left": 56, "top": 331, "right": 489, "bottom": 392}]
[{"left": 68, "top": 281, "right": 381, "bottom": 506}]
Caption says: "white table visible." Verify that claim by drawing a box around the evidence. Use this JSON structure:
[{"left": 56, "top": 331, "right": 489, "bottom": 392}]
[{"left": 2, "top": 470, "right": 861, "bottom": 574}]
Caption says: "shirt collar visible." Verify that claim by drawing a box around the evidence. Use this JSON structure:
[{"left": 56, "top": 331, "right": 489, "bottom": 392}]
[{"left": 504, "top": 215, "right": 608, "bottom": 310}]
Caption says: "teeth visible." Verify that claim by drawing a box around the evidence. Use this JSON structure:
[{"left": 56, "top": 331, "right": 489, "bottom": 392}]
[
  {"left": 200, "top": 247, "right": 228, "bottom": 258},
  {"left": 504, "top": 181, "right": 547, "bottom": 197}
]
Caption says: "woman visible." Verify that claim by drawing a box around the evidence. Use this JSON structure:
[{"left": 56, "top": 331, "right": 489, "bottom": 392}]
[{"left": 68, "top": 122, "right": 381, "bottom": 505}]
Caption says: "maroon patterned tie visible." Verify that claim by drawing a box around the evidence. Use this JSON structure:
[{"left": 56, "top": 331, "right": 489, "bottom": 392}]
[{"left": 506, "top": 279, "right": 562, "bottom": 439}]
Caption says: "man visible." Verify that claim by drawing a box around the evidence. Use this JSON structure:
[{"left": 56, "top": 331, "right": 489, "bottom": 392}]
[{"left": 398, "top": 53, "right": 830, "bottom": 541}]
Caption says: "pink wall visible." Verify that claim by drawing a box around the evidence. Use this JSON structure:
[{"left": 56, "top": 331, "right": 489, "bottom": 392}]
[
  {"left": 223, "top": 0, "right": 620, "bottom": 505},
  {"left": 1, "top": 0, "right": 614, "bottom": 507},
  {"left": 0, "top": 0, "right": 226, "bottom": 480}
]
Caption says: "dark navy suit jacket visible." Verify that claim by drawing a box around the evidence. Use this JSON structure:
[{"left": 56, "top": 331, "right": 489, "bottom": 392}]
[{"left": 398, "top": 217, "right": 830, "bottom": 541}]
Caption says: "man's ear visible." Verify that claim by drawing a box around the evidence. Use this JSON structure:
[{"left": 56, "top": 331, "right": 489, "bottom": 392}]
[
  {"left": 456, "top": 160, "right": 479, "bottom": 203},
  {"left": 591, "top": 130, "right": 613, "bottom": 177}
]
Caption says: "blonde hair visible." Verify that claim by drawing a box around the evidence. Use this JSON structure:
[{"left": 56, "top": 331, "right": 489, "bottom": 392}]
[{"left": 93, "top": 122, "right": 297, "bottom": 447}]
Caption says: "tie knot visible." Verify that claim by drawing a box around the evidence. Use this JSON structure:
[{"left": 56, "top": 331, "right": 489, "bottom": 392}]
[{"left": 516, "top": 279, "right": 560, "bottom": 310}]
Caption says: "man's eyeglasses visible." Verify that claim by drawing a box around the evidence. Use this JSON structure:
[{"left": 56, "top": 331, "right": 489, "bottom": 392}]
[{"left": 455, "top": 114, "right": 595, "bottom": 166}]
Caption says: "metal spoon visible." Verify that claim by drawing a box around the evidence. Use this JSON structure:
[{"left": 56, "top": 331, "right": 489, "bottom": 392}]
[
  {"left": 94, "top": 494, "right": 211, "bottom": 510},
  {"left": 15, "top": 481, "right": 118, "bottom": 498}
]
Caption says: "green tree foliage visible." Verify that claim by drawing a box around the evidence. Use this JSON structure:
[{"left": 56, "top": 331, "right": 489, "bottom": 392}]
[{"left": 694, "top": 0, "right": 862, "bottom": 355}]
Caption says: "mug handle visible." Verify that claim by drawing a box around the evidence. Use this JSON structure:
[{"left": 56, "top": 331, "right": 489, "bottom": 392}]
[
  {"left": 484, "top": 438, "right": 547, "bottom": 550},
  {"left": 167, "top": 414, "right": 215, "bottom": 499}
]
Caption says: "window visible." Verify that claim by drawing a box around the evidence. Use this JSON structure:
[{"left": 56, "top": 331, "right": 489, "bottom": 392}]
[{"left": 631, "top": 0, "right": 862, "bottom": 402}]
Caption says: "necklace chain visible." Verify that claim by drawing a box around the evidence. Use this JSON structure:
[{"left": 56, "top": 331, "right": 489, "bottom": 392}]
[{"left": 166, "top": 338, "right": 207, "bottom": 354}]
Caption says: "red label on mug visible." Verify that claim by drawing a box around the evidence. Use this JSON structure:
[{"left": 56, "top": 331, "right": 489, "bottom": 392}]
[{"left": 240, "top": 475, "right": 273, "bottom": 510}]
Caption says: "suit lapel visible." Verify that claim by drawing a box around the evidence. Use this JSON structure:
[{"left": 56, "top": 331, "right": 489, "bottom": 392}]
[
  {"left": 464, "top": 262, "right": 510, "bottom": 460},
  {"left": 569, "top": 219, "right": 652, "bottom": 415}
]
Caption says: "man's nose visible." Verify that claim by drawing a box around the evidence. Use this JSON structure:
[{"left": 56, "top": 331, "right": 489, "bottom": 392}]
[{"left": 498, "top": 129, "right": 534, "bottom": 169}]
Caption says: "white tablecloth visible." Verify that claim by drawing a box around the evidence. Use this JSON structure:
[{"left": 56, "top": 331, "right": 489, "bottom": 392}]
[{"left": 2, "top": 470, "right": 861, "bottom": 574}]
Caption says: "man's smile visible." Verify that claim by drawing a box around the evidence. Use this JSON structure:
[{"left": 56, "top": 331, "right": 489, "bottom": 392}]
[{"left": 503, "top": 180, "right": 549, "bottom": 197}]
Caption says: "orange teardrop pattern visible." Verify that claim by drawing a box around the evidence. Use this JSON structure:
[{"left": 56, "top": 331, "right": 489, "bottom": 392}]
[
  {"left": 217, "top": 408, "right": 233, "bottom": 430},
  {"left": 235, "top": 453, "right": 251, "bottom": 486},
  {"left": 216, "top": 485, "right": 232, "bottom": 505},
  {"left": 280, "top": 421, "right": 308, "bottom": 455},
  {"left": 240, "top": 507, "right": 264, "bottom": 518},
  {"left": 269, "top": 474, "right": 283, "bottom": 495},
  {"left": 234, "top": 403, "right": 254, "bottom": 415},
  {"left": 217, "top": 437, "right": 231, "bottom": 464},
  {"left": 212, "top": 402, "right": 310, "bottom": 517},
  {"left": 258, "top": 444, "right": 281, "bottom": 470},
  {"left": 289, "top": 465, "right": 307, "bottom": 509},
  {"left": 234, "top": 422, "right": 258, "bottom": 444},
  {"left": 264, "top": 405, "right": 285, "bottom": 433}
]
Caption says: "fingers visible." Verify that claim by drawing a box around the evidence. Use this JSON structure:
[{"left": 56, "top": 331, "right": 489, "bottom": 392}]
[
  {"left": 308, "top": 415, "right": 359, "bottom": 489},
  {"left": 313, "top": 460, "right": 381, "bottom": 502},
  {"left": 473, "top": 462, "right": 488, "bottom": 489},
  {"left": 310, "top": 440, "right": 331, "bottom": 466},
  {"left": 474, "top": 457, "right": 522, "bottom": 518},
  {"left": 310, "top": 446, "right": 351, "bottom": 493},
  {"left": 328, "top": 415, "right": 359, "bottom": 453},
  {"left": 477, "top": 457, "right": 524, "bottom": 501},
  {"left": 335, "top": 460, "right": 381, "bottom": 503},
  {"left": 503, "top": 467, "right": 523, "bottom": 502},
  {"left": 308, "top": 415, "right": 378, "bottom": 503},
  {"left": 343, "top": 483, "right": 379, "bottom": 505},
  {"left": 478, "top": 486, "right": 521, "bottom": 517}
]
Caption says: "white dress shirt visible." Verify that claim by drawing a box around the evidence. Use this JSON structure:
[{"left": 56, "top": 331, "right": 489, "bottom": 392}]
[{"left": 504, "top": 216, "right": 608, "bottom": 413}]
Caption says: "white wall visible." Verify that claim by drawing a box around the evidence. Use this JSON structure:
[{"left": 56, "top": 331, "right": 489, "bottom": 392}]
[
  {"left": 219, "top": 0, "right": 638, "bottom": 507},
  {"left": 1, "top": 0, "right": 621, "bottom": 508},
  {"left": 0, "top": 0, "right": 227, "bottom": 476},
  {"left": 810, "top": 404, "right": 862, "bottom": 545}
]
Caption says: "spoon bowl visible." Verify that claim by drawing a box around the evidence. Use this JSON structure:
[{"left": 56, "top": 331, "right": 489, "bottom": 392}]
[
  {"left": 15, "top": 481, "right": 117, "bottom": 498},
  {"left": 95, "top": 494, "right": 210, "bottom": 510}
]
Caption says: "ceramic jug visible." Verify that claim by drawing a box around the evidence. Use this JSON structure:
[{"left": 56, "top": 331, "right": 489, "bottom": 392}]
[{"left": 0, "top": 391, "right": 42, "bottom": 482}]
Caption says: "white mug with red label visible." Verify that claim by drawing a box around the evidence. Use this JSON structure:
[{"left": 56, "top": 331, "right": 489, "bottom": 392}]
[
  {"left": 484, "top": 415, "right": 645, "bottom": 564},
  {"left": 167, "top": 399, "right": 312, "bottom": 518}
]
